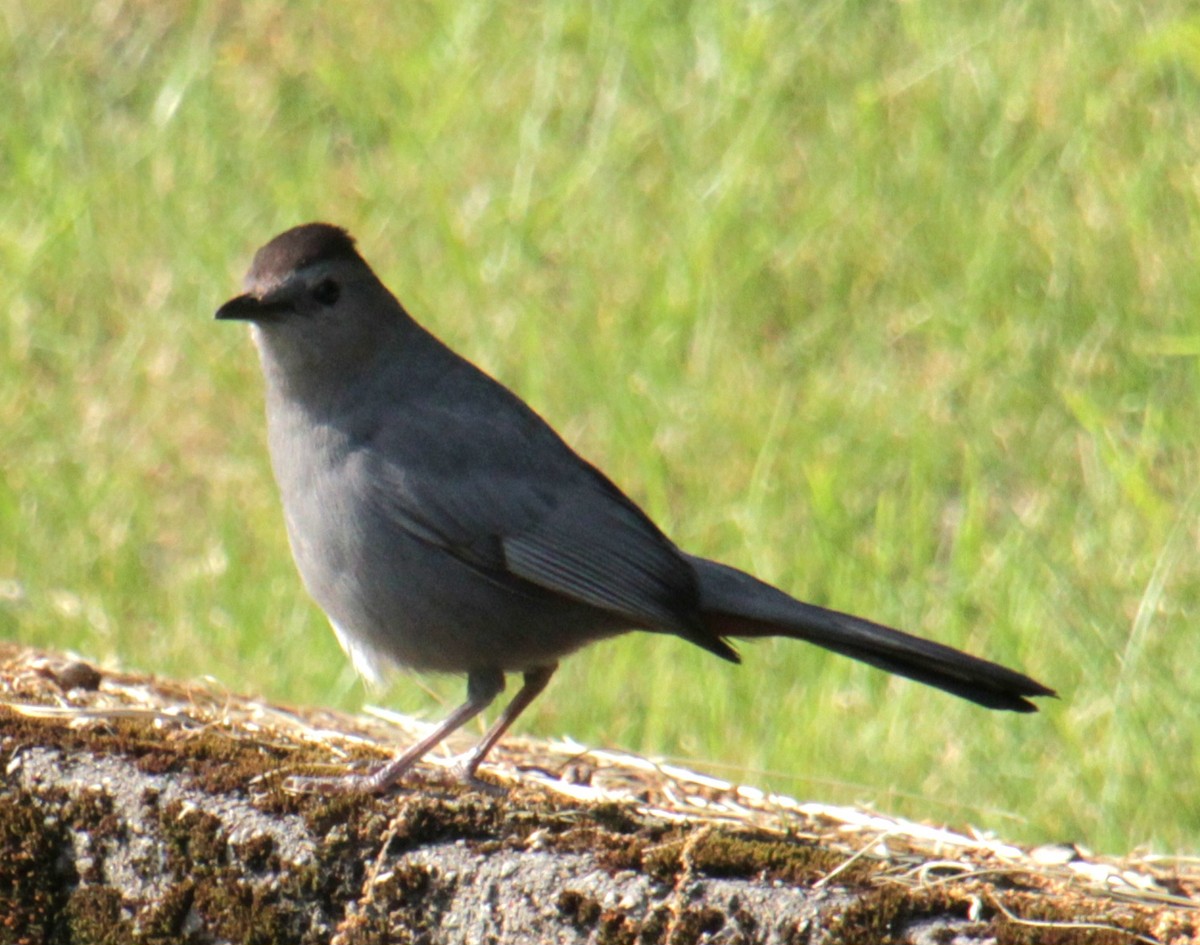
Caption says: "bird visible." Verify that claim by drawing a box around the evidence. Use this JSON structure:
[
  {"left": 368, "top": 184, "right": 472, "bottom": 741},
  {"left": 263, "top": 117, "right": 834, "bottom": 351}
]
[{"left": 216, "top": 222, "right": 1054, "bottom": 793}]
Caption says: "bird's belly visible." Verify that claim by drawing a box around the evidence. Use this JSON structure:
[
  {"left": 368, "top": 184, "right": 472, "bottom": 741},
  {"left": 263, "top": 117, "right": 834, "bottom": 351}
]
[{"left": 285, "top": 505, "right": 623, "bottom": 679}]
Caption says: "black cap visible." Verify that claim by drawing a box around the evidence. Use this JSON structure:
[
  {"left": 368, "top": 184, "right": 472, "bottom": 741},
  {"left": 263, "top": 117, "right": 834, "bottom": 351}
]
[{"left": 248, "top": 223, "right": 363, "bottom": 285}]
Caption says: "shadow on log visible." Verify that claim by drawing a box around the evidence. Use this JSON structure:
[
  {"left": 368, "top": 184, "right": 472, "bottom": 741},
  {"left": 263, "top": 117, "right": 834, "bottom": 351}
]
[{"left": 0, "top": 646, "right": 1191, "bottom": 944}]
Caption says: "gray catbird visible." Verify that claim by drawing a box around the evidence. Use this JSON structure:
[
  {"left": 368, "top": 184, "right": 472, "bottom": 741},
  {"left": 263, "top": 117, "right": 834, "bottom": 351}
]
[{"left": 216, "top": 223, "right": 1054, "bottom": 793}]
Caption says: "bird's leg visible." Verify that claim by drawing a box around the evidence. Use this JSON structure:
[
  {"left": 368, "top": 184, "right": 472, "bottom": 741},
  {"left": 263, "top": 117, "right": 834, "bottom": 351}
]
[
  {"left": 286, "top": 668, "right": 506, "bottom": 795},
  {"left": 455, "top": 663, "right": 557, "bottom": 784}
]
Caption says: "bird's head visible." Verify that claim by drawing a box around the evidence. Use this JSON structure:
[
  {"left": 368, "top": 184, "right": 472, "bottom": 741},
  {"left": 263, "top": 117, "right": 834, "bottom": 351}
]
[{"left": 216, "top": 223, "right": 407, "bottom": 386}]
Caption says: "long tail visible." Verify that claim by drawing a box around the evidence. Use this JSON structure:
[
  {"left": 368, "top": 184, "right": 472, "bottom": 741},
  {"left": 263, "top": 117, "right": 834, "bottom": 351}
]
[{"left": 687, "top": 555, "right": 1055, "bottom": 712}]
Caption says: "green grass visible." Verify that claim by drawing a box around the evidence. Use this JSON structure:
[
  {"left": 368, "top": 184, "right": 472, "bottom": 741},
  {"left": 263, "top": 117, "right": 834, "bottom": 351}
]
[{"left": 3, "top": 0, "right": 1199, "bottom": 854}]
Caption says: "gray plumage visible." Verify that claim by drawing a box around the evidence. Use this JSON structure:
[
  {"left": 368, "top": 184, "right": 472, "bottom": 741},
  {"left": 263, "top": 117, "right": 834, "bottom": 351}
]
[{"left": 217, "top": 223, "right": 1054, "bottom": 793}]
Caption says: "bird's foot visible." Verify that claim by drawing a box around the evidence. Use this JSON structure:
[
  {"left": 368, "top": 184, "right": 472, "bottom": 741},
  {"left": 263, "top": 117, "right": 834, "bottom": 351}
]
[
  {"left": 281, "top": 757, "right": 506, "bottom": 797},
  {"left": 283, "top": 769, "right": 395, "bottom": 796},
  {"left": 451, "top": 764, "right": 507, "bottom": 797}
]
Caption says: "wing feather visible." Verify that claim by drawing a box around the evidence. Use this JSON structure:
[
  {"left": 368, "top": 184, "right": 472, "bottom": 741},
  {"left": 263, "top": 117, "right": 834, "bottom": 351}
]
[{"left": 352, "top": 385, "right": 700, "bottom": 633}]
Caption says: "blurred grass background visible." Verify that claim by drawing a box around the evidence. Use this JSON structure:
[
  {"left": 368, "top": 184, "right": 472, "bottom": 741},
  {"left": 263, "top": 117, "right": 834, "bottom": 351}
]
[{"left": 3, "top": 0, "right": 1199, "bottom": 854}]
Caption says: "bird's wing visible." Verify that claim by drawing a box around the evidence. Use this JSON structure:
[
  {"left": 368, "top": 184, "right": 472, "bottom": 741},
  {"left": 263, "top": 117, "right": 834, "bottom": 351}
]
[{"left": 353, "top": 394, "right": 701, "bottom": 633}]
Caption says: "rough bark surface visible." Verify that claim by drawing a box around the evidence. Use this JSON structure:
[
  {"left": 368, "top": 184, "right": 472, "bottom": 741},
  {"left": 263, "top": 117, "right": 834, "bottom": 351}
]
[{"left": 0, "top": 650, "right": 1188, "bottom": 945}]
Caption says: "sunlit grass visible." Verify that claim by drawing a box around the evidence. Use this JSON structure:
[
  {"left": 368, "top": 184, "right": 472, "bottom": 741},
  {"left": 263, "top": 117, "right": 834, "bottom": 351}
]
[{"left": 2, "top": 0, "right": 1198, "bottom": 853}]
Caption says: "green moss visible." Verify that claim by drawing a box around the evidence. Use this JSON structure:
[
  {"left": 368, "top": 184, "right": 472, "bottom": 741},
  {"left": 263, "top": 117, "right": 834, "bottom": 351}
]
[
  {"left": 297, "top": 793, "right": 367, "bottom": 838},
  {"left": 0, "top": 706, "right": 342, "bottom": 803},
  {"left": 824, "top": 884, "right": 1157, "bottom": 945},
  {"left": 135, "top": 881, "right": 197, "bottom": 945},
  {"left": 159, "top": 800, "right": 229, "bottom": 877},
  {"left": 519, "top": 814, "right": 870, "bottom": 890},
  {"left": 595, "top": 909, "right": 638, "bottom": 945},
  {"left": 557, "top": 888, "right": 603, "bottom": 928},
  {"left": 560, "top": 900, "right": 673, "bottom": 945},
  {"left": 0, "top": 787, "right": 75, "bottom": 944},
  {"left": 63, "top": 887, "right": 132, "bottom": 945},
  {"left": 711, "top": 832, "right": 855, "bottom": 884},
  {"left": 587, "top": 801, "right": 646, "bottom": 835},
  {"left": 992, "top": 893, "right": 1156, "bottom": 945},
  {"left": 825, "top": 885, "right": 940, "bottom": 945},
  {"left": 365, "top": 862, "right": 444, "bottom": 942},
  {"left": 60, "top": 789, "right": 124, "bottom": 885},
  {"left": 639, "top": 907, "right": 670, "bottom": 944},
  {"left": 190, "top": 874, "right": 297, "bottom": 945},
  {"left": 591, "top": 832, "right": 657, "bottom": 873},
  {"left": 378, "top": 794, "right": 507, "bottom": 848},
  {"left": 233, "top": 832, "right": 278, "bottom": 872},
  {"left": 661, "top": 905, "right": 727, "bottom": 941}
]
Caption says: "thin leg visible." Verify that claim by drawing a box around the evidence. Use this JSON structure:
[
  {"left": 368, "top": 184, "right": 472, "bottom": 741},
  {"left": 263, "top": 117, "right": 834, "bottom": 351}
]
[
  {"left": 287, "top": 668, "right": 506, "bottom": 795},
  {"left": 456, "top": 664, "right": 557, "bottom": 783}
]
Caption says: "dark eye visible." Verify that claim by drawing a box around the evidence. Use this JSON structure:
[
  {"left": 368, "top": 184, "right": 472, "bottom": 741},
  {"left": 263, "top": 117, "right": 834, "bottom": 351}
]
[{"left": 312, "top": 278, "right": 340, "bottom": 306}]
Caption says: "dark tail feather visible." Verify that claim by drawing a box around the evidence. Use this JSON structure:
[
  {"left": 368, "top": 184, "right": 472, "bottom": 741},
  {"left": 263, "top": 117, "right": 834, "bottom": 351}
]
[{"left": 687, "top": 555, "right": 1056, "bottom": 712}]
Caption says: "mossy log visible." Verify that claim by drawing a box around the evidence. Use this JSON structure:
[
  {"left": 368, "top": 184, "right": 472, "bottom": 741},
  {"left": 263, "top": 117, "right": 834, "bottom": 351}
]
[{"left": 0, "top": 649, "right": 1188, "bottom": 944}]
